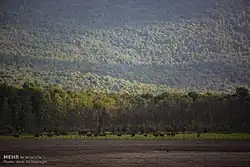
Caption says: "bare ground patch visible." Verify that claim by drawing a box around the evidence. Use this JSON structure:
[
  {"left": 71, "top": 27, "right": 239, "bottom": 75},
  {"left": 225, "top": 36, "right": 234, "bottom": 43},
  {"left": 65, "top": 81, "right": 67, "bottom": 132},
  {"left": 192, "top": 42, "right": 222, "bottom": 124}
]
[{"left": 0, "top": 140, "right": 250, "bottom": 167}]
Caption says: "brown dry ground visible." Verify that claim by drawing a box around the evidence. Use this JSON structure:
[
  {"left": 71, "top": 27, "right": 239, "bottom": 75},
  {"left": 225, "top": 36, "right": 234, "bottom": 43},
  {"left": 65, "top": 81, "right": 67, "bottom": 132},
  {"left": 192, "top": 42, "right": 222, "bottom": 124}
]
[{"left": 0, "top": 140, "right": 250, "bottom": 167}]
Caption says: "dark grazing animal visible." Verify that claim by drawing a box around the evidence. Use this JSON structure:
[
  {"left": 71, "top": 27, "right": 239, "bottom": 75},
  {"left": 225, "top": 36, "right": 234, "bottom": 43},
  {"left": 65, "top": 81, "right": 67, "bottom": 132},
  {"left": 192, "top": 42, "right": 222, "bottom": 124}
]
[
  {"left": 34, "top": 133, "right": 40, "bottom": 137},
  {"left": 47, "top": 133, "right": 53, "bottom": 137},
  {"left": 13, "top": 134, "right": 19, "bottom": 138},
  {"left": 98, "top": 133, "right": 107, "bottom": 137},
  {"left": 159, "top": 133, "right": 164, "bottom": 137},
  {"left": 197, "top": 132, "right": 200, "bottom": 137},
  {"left": 117, "top": 133, "right": 122, "bottom": 137},
  {"left": 171, "top": 132, "right": 176, "bottom": 136},
  {"left": 131, "top": 133, "right": 135, "bottom": 137},
  {"left": 78, "top": 130, "right": 88, "bottom": 136},
  {"left": 0, "top": 130, "right": 5, "bottom": 135},
  {"left": 167, "top": 133, "right": 171, "bottom": 136},
  {"left": 60, "top": 131, "right": 68, "bottom": 136},
  {"left": 144, "top": 134, "right": 148, "bottom": 137},
  {"left": 86, "top": 133, "right": 92, "bottom": 137},
  {"left": 153, "top": 133, "right": 159, "bottom": 137}
]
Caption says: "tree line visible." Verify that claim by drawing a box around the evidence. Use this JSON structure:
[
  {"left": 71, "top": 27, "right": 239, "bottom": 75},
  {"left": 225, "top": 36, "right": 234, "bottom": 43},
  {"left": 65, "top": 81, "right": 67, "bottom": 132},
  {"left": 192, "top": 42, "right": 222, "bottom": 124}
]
[{"left": 0, "top": 82, "right": 250, "bottom": 135}]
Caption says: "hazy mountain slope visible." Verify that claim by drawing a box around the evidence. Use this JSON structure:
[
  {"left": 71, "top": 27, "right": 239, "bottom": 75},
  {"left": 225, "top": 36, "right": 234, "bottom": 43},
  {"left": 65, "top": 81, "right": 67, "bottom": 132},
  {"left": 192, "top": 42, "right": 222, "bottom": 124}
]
[{"left": 0, "top": 0, "right": 249, "bottom": 92}]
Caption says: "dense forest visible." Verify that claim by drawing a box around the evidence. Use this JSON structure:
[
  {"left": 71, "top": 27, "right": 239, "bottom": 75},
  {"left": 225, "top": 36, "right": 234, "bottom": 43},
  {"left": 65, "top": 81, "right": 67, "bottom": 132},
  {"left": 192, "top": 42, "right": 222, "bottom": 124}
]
[
  {"left": 0, "top": 0, "right": 250, "bottom": 134},
  {"left": 0, "top": 83, "right": 250, "bottom": 134},
  {"left": 0, "top": 0, "right": 249, "bottom": 92}
]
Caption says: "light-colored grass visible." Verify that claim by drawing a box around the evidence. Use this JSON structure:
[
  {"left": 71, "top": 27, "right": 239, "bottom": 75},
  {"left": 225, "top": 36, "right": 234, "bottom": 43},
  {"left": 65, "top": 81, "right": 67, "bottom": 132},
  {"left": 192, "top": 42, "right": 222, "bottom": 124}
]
[{"left": 1, "top": 133, "right": 250, "bottom": 140}]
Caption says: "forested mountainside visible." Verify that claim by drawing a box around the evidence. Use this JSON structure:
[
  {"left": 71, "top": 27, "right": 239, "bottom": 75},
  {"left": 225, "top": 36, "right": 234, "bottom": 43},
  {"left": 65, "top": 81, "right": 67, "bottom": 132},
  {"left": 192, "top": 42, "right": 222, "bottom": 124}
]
[
  {"left": 0, "top": 0, "right": 250, "bottom": 135},
  {"left": 0, "top": 0, "right": 249, "bottom": 93}
]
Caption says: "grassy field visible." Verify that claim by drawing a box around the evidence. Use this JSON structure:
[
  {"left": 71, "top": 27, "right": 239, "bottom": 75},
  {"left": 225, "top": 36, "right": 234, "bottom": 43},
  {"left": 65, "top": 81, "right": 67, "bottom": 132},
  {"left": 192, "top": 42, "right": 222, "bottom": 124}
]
[{"left": 1, "top": 133, "right": 250, "bottom": 140}]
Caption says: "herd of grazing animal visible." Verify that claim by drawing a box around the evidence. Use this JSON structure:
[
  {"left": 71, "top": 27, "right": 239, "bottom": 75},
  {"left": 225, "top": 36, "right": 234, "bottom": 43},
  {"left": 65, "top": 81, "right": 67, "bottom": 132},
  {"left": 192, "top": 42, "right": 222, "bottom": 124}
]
[
  {"left": 0, "top": 127, "right": 202, "bottom": 139},
  {"left": 32, "top": 131, "right": 68, "bottom": 138},
  {"left": 75, "top": 130, "right": 179, "bottom": 138},
  {"left": 78, "top": 131, "right": 177, "bottom": 138},
  {"left": 166, "top": 132, "right": 176, "bottom": 136},
  {"left": 8, "top": 131, "right": 179, "bottom": 138}
]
